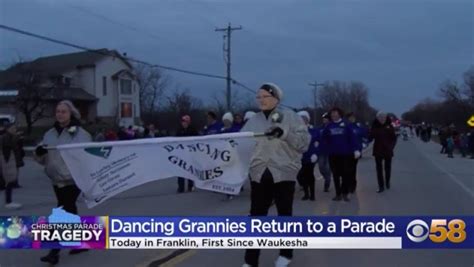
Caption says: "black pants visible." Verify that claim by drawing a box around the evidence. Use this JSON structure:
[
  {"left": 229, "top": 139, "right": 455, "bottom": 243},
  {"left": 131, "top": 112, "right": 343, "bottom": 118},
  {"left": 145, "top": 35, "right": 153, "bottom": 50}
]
[
  {"left": 328, "top": 155, "right": 351, "bottom": 196},
  {"left": 0, "top": 173, "right": 5, "bottom": 189},
  {"left": 5, "top": 182, "right": 14, "bottom": 203},
  {"left": 245, "top": 169, "right": 295, "bottom": 267},
  {"left": 297, "top": 163, "right": 315, "bottom": 198},
  {"left": 446, "top": 146, "right": 454, "bottom": 158},
  {"left": 440, "top": 142, "right": 447, "bottom": 154},
  {"left": 375, "top": 157, "right": 392, "bottom": 189},
  {"left": 49, "top": 184, "right": 81, "bottom": 256},
  {"left": 348, "top": 158, "right": 359, "bottom": 193},
  {"left": 177, "top": 177, "right": 194, "bottom": 192}
]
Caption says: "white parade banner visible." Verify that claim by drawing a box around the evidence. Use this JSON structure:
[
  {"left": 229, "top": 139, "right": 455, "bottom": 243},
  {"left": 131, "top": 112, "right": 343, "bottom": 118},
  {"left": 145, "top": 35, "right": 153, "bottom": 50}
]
[{"left": 57, "top": 133, "right": 257, "bottom": 208}]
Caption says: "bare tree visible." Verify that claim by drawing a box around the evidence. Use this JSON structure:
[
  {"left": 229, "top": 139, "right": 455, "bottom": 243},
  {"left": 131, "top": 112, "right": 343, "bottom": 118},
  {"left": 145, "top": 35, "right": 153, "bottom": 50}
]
[
  {"left": 166, "top": 87, "right": 203, "bottom": 115},
  {"left": 438, "top": 79, "right": 463, "bottom": 103},
  {"left": 317, "top": 80, "right": 375, "bottom": 122},
  {"left": 463, "top": 66, "right": 474, "bottom": 106},
  {"left": 135, "top": 63, "right": 169, "bottom": 114},
  {"left": 403, "top": 67, "right": 474, "bottom": 129},
  {"left": 210, "top": 89, "right": 255, "bottom": 115},
  {"left": 234, "top": 92, "right": 257, "bottom": 113},
  {"left": 318, "top": 81, "right": 341, "bottom": 110},
  {"left": 5, "top": 63, "right": 54, "bottom": 134},
  {"left": 211, "top": 91, "right": 227, "bottom": 115}
]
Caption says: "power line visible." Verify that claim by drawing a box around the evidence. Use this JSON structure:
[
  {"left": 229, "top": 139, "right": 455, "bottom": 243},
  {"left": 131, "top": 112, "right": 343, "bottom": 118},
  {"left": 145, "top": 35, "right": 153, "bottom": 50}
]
[
  {"left": 0, "top": 24, "right": 298, "bottom": 110},
  {"left": 65, "top": 4, "right": 164, "bottom": 41},
  {"left": 0, "top": 24, "right": 227, "bottom": 80},
  {"left": 65, "top": 3, "right": 211, "bottom": 57}
]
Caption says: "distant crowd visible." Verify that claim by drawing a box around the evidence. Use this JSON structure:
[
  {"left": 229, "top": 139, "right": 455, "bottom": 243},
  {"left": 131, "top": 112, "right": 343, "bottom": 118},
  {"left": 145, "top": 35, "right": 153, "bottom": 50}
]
[
  {"left": 91, "top": 111, "right": 253, "bottom": 142},
  {"left": 408, "top": 122, "right": 474, "bottom": 159},
  {"left": 437, "top": 124, "right": 474, "bottom": 159}
]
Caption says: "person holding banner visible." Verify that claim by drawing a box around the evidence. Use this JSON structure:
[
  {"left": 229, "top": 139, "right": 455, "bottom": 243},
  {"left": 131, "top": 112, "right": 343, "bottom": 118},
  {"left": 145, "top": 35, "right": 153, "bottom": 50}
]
[
  {"left": 33, "top": 100, "right": 92, "bottom": 265},
  {"left": 176, "top": 115, "right": 198, "bottom": 193},
  {"left": 241, "top": 83, "right": 310, "bottom": 267},
  {"left": 323, "top": 107, "right": 359, "bottom": 202}
]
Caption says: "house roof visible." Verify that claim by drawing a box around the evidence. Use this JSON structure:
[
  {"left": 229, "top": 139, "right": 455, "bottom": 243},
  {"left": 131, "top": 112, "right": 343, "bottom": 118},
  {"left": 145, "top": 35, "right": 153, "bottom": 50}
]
[
  {"left": 29, "top": 48, "right": 131, "bottom": 71},
  {"left": 0, "top": 87, "right": 97, "bottom": 103},
  {"left": 0, "top": 48, "right": 132, "bottom": 87}
]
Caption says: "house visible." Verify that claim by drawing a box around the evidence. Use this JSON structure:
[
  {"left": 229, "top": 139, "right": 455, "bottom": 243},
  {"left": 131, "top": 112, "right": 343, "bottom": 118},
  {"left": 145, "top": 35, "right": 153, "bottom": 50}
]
[{"left": 0, "top": 48, "right": 141, "bottom": 128}]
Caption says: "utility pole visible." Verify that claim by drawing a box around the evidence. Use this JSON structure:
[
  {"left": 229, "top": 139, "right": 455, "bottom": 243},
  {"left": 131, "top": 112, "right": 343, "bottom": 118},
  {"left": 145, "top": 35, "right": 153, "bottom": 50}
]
[
  {"left": 309, "top": 81, "right": 325, "bottom": 124},
  {"left": 215, "top": 23, "right": 242, "bottom": 111}
]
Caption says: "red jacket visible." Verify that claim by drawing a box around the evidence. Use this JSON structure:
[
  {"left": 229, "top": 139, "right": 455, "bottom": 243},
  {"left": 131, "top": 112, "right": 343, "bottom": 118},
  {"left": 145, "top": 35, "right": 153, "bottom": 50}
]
[
  {"left": 105, "top": 130, "right": 118, "bottom": 141},
  {"left": 369, "top": 120, "right": 397, "bottom": 158}
]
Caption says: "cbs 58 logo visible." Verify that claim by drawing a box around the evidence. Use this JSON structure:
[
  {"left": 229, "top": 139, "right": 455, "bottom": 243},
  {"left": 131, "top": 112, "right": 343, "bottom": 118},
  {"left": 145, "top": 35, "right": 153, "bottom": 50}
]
[{"left": 406, "top": 219, "right": 466, "bottom": 243}]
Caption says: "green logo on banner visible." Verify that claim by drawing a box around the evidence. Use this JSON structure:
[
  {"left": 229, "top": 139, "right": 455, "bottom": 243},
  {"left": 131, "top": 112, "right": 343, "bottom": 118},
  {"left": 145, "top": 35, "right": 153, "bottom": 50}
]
[{"left": 84, "top": 147, "right": 113, "bottom": 159}]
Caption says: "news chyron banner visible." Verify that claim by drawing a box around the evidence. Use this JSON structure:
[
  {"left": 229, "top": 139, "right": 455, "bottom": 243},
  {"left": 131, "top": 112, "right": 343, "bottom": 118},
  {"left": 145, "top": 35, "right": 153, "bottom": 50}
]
[{"left": 1, "top": 210, "right": 473, "bottom": 250}]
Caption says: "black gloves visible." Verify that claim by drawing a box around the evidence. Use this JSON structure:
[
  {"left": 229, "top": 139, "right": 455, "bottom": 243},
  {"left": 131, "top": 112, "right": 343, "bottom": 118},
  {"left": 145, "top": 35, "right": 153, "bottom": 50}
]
[
  {"left": 265, "top": 127, "right": 284, "bottom": 138},
  {"left": 35, "top": 146, "right": 48, "bottom": 156}
]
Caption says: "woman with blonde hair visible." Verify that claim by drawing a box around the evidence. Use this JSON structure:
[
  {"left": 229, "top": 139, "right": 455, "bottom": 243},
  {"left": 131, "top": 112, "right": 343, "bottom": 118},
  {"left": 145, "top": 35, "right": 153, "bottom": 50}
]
[{"left": 34, "top": 100, "right": 92, "bottom": 265}]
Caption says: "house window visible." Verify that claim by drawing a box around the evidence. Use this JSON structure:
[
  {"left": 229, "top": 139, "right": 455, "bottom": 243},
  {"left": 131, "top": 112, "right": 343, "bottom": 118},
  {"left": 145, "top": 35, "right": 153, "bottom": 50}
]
[
  {"left": 120, "top": 79, "right": 132, "bottom": 95},
  {"left": 121, "top": 102, "right": 133, "bottom": 118},
  {"left": 102, "top": 76, "right": 107, "bottom": 96}
]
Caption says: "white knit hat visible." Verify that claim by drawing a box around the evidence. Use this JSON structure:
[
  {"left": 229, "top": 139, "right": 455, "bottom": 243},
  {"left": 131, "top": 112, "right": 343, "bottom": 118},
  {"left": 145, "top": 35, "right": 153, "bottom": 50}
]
[
  {"left": 222, "top": 112, "right": 234, "bottom": 123},
  {"left": 297, "top": 111, "right": 310, "bottom": 121},
  {"left": 244, "top": 111, "right": 256, "bottom": 121},
  {"left": 376, "top": 111, "right": 387, "bottom": 118},
  {"left": 260, "top": 82, "right": 283, "bottom": 100}
]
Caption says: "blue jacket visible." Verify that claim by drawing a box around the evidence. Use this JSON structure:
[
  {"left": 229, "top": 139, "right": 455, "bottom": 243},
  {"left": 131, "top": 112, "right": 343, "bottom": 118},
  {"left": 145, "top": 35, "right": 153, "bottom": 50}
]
[
  {"left": 203, "top": 121, "right": 223, "bottom": 135},
  {"left": 323, "top": 120, "right": 358, "bottom": 156},
  {"left": 315, "top": 125, "right": 330, "bottom": 156},
  {"left": 233, "top": 122, "right": 244, "bottom": 131},
  {"left": 468, "top": 133, "right": 474, "bottom": 150},
  {"left": 351, "top": 122, "right": 369, "bottom": 151},
  {"left": 220, "top": 125, "right": 241, "bottom": 134},
  {"left": 302, "top": 126, "right": 318, "bottom": 163}
]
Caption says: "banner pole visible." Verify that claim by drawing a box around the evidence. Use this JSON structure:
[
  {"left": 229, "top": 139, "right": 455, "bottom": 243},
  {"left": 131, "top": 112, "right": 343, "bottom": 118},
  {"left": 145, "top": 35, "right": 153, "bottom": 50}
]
[
  {"left": 41, "top": 132, "right": 268, "bottom": 151},
  {"left": 253, "top": 133, "right": 267, "bottom": 138}
]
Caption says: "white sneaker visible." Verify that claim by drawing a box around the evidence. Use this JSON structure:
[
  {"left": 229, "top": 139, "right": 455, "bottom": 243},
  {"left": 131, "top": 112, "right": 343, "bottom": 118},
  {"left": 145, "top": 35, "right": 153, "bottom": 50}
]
[
  {"left": 5, "top": 202, "right": 22, "bottom": 210},
  {"left": 275, "top": 256, "right": 291, "bottom": 267},
  {"left": 242, "top": 264, "right": 252, "bottom": 267}
]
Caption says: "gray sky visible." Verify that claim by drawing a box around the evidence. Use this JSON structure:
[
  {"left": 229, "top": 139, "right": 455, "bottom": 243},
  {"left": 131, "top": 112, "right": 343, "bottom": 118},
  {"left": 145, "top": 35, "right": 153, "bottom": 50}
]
[{"left": 1, "top": 0, "right": 473, "bottom": 115}]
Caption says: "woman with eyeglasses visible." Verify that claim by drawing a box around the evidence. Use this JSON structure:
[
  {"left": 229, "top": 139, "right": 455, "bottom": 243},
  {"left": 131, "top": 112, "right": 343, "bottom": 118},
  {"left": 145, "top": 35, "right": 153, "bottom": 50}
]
[{"left": 241, "top": 83, "right": 310, "bottom": 267}]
